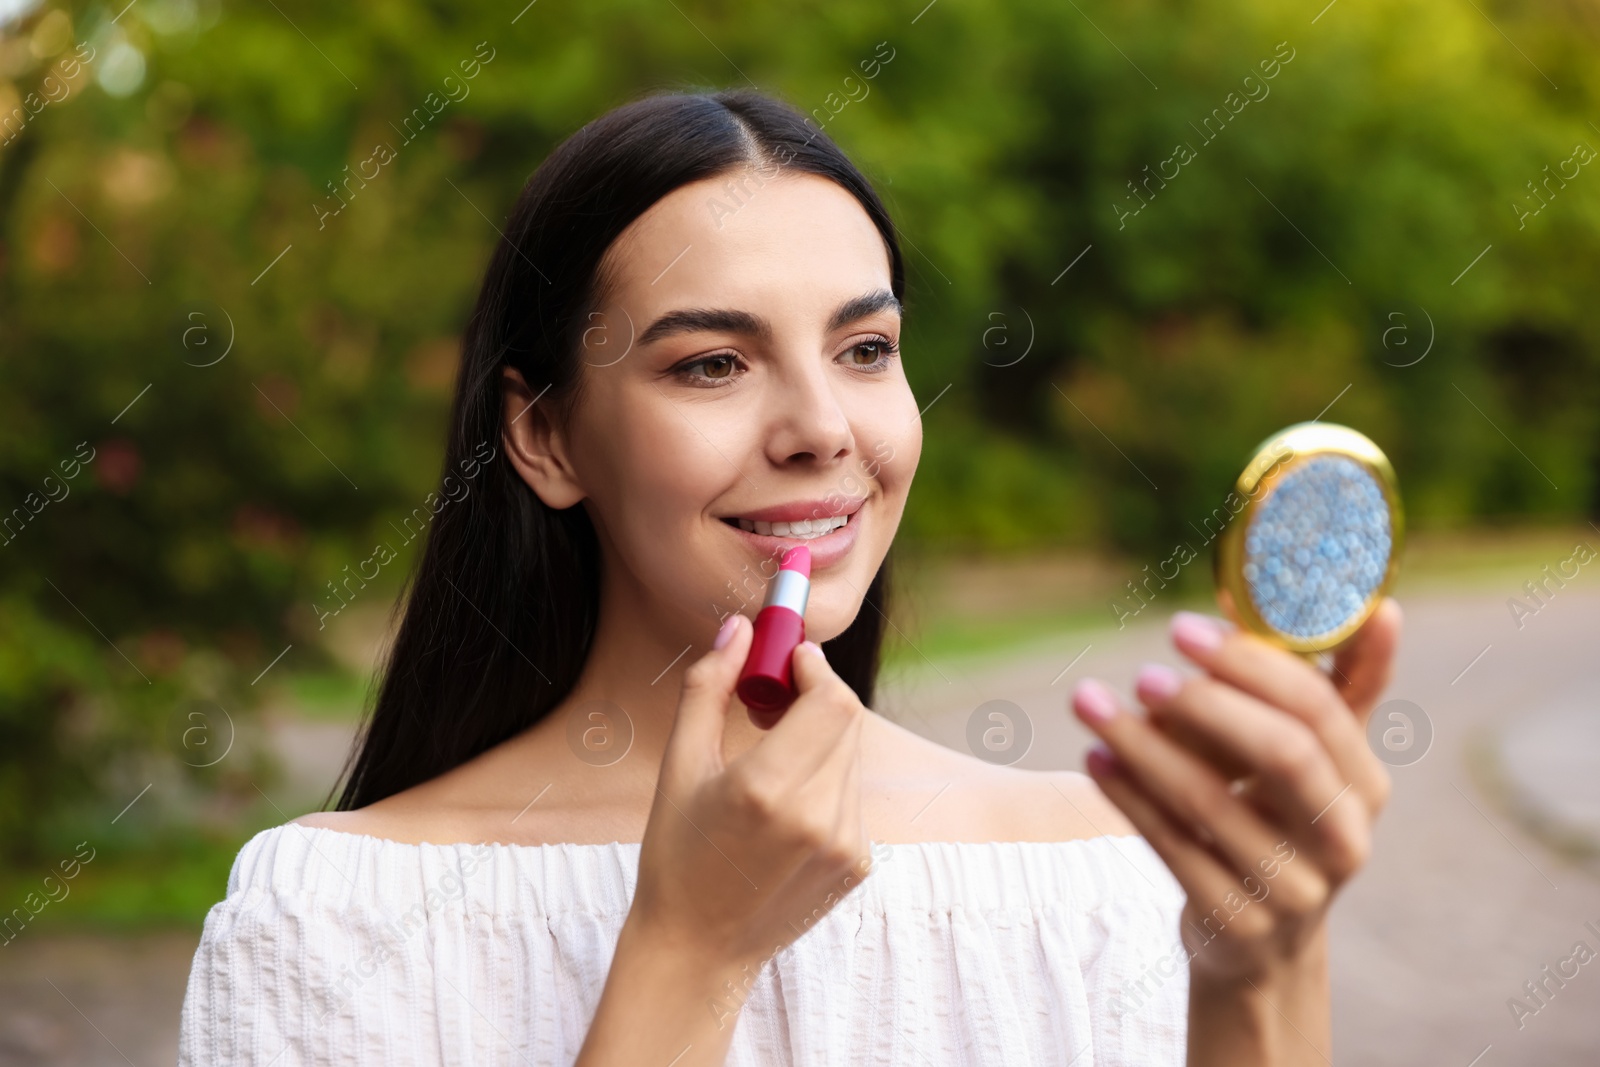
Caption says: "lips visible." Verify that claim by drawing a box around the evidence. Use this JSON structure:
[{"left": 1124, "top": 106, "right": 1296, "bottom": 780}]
[
  {"left": 719, "top": 496, "right": 867, "bottom": 526},
  {"left": 723, "top": 513, "right": 848, "bottom": 539},
  {"left": 718, "top": 496, "right": 866, "bottom": 569}
]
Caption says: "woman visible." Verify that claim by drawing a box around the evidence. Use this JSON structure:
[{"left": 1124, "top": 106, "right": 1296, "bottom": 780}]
[{"left": 178, "top": 87, "right": 1399, "bottom": 1065}]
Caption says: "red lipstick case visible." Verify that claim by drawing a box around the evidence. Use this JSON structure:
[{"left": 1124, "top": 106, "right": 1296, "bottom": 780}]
[{"left": 736, "top": 544, "right": 811, "bottom": 730}]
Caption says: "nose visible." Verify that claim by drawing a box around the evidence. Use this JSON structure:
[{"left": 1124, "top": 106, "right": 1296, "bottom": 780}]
[{"left": 763, "top": 357, "right": 856, "bottom": 467}]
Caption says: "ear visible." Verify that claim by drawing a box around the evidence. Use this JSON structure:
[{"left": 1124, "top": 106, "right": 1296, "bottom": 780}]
[{"left": 501, "top": 367, "right": 585, "bottom": 509}]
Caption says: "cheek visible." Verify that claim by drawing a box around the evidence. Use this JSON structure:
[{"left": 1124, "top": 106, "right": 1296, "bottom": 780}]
[
  {"left": 573, "top": 401, "right": 741, "bottom": 596},
  {"left": 857, "top": 390, "right": 922, "bottom": 505},
  {"left": 587, "top": 416, "right": 703, "bottom": 521}
]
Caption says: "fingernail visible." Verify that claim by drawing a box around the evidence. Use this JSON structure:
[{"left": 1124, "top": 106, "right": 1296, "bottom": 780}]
[
  {"left": 1136, "top": 663, "right": 1182, "bottom": 702},
  {"left": 1171, "top": 611, "right": 1223, "bottom": 654},
  {"left": 1085, "top": 741, "right": 1120, "bottom": 777},
  {"left": 798, "top": 640, "right": 824, "bottom": 659},
  {"left": 1072, "top": 679, "right": 1118, "bottom": 726},
  {"left": 714, "top": 614, "right": 740, "bottom": 650}
]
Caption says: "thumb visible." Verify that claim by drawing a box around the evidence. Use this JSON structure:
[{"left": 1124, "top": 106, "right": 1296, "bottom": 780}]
[
  {"left": 787, "top": 638, "right": 837, "bottom": 696},
  {"left": 1332, "top": 596, "right": 1402, "bottom": 723},
  {"left": 664, "top": 613, "right": 753, "bottom": 776}
]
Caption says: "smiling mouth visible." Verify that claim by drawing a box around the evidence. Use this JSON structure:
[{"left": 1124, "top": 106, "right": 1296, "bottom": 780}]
[{"left": 718, "top": 512, "right": 853, "bottom": 540}]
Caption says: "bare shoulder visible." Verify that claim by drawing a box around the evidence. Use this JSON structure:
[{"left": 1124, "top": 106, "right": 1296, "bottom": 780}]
[
  {"left": 289, "top": 753, "right": 530, "bottom": 846},
  {"left": 1033, "top": 766, "right": 1137, "bottom": 839},
  {"left": 862, "top": 713, "right": 1138, "bottom": 844},
  {"left": 290, "top": 730, "right": 648, "bottom": 847},
  {"left": 290, "top": 791, "right": 463, "bottom": 845},
  {"left": 291, "top": 808, "right": 378, "bottom": 836}
]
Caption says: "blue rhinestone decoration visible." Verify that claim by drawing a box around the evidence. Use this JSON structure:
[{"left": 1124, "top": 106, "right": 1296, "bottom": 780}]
[{"left": 1242, "top": 454, "right": 1391, "bottom": 641}]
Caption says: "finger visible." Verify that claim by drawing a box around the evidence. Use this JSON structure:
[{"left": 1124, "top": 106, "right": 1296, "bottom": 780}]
[
  {"left": 759, "top": 710, "right": 866, "bottom": 903},
  {"left": 1092, "top": 748, "right": 1329, "bottom": 974},
  {"left": 1072, "top": 679, "right": 1326, "bottom": 916},
  {"left": 1137, "top": 665, "right": 1342, "bottom": 820},
  {"left": 828, "top": 702, "right": 865, "bottom": 839},
  {"left": 1135, "top": 664, "right": 1368, "bottom": 878},
  {"left": 842, "top": 715, "right": 865, "bottom": 847},
  {"left": 735, "top": 641, "right": 861, "bottom": 789},
  {"left": 783, "top": 822, "right": 874, "bottom": 936},
  {"left": 760, "top": 688, "right": 862, "bottom": 834},
  {"left": 1169, "top": 611, "right": 1383, "bottom": 810},
  {"left": 1145, "top": 709, "right": 1254, "bottom": 784},
  {"left": 1331, "top": 597, "right": 1402, "bottom": 722},
  {"left": 662, "top": 613, "right": 752, "bottom": 784},
  {"left": 788, "top": 696, "right": 863, "bottom": 834},
  {"left": 801, "top": 708, "right": 870, "bottom": 886},
  {"left": 1084, "top": 746, "right": 1266, "bottom": 936},
  {"left": 831, "top": 733, "right": 873, "bottom": 897}
]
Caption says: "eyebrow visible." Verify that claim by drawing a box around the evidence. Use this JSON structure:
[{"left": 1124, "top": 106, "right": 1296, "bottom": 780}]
[{"left": 637, "top": 289, "right": 902, "bottom": 348}]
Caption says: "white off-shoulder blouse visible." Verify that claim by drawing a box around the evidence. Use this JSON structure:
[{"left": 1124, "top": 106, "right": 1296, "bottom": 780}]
[{"left": 177, "top": 824, "right": 1190, "bottom": 1066}]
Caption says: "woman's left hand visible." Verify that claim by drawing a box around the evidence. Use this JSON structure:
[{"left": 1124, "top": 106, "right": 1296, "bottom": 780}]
[{"left": 1071, "top": 598, "right": 1401, "bottom": 984}]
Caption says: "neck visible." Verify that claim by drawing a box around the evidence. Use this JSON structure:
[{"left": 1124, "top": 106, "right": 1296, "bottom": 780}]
[{"left": 541, "top": 552, "right": 771, "bottom": 777}]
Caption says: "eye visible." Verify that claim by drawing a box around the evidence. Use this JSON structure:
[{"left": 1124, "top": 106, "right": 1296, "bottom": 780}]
[
  {"left": 840, "top": 336, "right": 900, "bottom": 371},
  {"left": 671, "top": 352, "right": 744, "bottom": 387}
]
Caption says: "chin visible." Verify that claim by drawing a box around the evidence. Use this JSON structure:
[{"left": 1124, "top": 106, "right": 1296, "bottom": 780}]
[{"left": 804, "top": 560, "right": 883, "bottom": 643}]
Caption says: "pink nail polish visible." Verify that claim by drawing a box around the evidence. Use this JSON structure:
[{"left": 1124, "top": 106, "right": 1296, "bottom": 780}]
[
  {"left": 1171, "top": 611, "right": 1223, "bottom": 654},
  {"left": 1072, "top": 679, "right": 1118, "bottom": 726},
  {"left": 714, "top": 614, "right": 740, "bottom": 650},
  {"left": 1136, "top": 663, "right": 1182, "bottom": 702},
  {"left": 1085, "top": 742, "right": 1120, "bottom": 777}
]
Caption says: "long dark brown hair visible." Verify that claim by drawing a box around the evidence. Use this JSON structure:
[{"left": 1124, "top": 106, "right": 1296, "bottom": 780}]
[{"left": 336, "top": 87, "right": 906, "bottom": 809}]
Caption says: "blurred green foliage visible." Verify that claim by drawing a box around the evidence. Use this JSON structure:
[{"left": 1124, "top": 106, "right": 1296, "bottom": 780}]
[{"left": 1, "top": 0, "right": 1598, "bottom": 862}]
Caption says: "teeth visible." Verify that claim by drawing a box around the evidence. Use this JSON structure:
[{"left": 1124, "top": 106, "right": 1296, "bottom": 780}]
[{"left": 734, "top": 514, "right": 850, "bottom": 539}]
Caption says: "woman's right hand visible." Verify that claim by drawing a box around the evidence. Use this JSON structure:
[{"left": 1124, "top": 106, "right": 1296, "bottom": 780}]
[
  {"left": 576, "top": 613, "right": 873, "bottom": 1066},
  {"left": 630, "top": 612, "right": 873, "bottom": 972}
]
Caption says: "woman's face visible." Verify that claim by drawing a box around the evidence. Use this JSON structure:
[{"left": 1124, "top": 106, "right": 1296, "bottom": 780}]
[{"left": 554, "top": 169, "right": 921, "bottom": 643}]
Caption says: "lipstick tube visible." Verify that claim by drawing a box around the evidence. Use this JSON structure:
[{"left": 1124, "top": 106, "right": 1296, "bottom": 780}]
[{"left": 737, "top": 544, "right": 811, "bottom": 729}]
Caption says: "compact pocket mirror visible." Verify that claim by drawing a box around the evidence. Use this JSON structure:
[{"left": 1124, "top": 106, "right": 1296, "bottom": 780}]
[{"left": 1215, "top": 422, "right": 1403, "bottom": 654}]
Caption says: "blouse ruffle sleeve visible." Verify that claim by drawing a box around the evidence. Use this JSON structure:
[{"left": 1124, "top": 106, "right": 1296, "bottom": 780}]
[{"left": 176, "top": 823, "right": 634, "bottom": 1066}]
